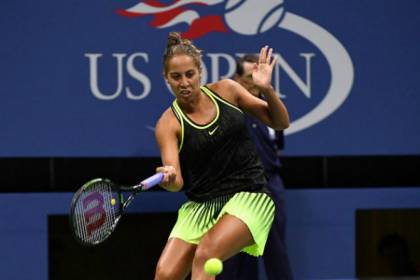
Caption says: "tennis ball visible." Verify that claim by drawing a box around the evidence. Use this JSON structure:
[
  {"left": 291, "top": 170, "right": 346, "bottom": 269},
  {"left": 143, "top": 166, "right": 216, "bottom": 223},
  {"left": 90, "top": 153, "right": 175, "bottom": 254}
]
[
  {"left": 204, "top": 258, "right": 223, "bottom": 276},
  {"left": 111, "top": 198, "right": 116, "bottom": 205}
]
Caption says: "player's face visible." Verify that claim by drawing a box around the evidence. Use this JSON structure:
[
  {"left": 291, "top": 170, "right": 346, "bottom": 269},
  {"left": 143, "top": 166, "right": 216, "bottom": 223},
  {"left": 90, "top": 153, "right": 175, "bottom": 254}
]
[
  {"left": 237, "top": 61, "right": 259, "bottom": 96},
  {"left": 165, "top": 54, "right": 201, "bottom": 102}
]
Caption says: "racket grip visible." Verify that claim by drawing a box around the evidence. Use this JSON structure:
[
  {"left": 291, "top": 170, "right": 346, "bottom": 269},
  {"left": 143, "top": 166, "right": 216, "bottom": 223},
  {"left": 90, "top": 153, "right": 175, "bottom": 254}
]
[{"left": 141, "top": 172, "right": 164, "bottom": 190}]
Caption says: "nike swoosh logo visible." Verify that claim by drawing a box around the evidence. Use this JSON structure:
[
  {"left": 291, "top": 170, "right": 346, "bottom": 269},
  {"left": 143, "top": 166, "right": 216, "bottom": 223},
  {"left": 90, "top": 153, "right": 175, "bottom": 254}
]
[{"left": 209, "top": 126, "right": 219, "bottom": 135}]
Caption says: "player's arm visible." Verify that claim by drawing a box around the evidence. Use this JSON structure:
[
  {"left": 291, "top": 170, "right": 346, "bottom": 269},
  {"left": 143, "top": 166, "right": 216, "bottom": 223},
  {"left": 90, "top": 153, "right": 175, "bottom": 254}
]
[
  {"left": 214, "top": 46, "right": 289, "bottom": 129},
  {"left": 249, "top": 84, "right": 289, "bottom": 130},
  {"left": 155, "top": 108, "right": 184, "bottom": 192}
]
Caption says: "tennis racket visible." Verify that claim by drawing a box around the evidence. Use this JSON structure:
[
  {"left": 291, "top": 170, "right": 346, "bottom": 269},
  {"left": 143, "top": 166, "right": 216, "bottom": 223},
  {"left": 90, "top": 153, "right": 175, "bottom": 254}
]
[{"left": 69, "top": 172, "right": 164, "bottom": 246}]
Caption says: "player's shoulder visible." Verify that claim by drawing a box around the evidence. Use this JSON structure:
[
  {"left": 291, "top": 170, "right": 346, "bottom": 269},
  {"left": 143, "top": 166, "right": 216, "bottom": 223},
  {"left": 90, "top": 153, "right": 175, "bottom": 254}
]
[
  {"left": 156, "top": 107, "right": 179, "bottom": 132},
  {"left": 206, "top": 78, "right": 238, "bottom": 92},
  {"left": 206, "top": 79, "right": 241, "bottom": 104}
]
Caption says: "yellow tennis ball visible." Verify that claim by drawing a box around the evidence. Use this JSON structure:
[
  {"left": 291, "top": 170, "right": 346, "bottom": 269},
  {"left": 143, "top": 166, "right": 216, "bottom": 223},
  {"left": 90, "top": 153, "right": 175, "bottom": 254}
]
[
  {"left": 111, "top": 198, "right": 116, "bottom": 205},
  {"left": 204, "top": 258, "right": 223, "bottom": 276}
]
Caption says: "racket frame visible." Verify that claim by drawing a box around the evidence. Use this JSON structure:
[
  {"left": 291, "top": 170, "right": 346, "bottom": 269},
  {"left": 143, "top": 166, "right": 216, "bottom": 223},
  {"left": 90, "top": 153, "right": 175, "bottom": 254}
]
[{"left": 69, "top": 173, "right": 163, "bottom": 246}]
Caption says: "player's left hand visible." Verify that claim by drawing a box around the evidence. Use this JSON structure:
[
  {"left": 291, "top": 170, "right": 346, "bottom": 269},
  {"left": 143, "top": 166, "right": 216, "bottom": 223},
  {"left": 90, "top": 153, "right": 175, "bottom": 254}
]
[{"left": 252, "top": 46, "right": 277, "bottom": 91}]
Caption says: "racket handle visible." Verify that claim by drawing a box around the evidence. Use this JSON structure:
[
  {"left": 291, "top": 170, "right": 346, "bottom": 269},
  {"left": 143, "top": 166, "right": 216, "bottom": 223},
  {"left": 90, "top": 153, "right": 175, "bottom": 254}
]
[{"left": 141, "top": 172, "right": 164, "bottom": 190}]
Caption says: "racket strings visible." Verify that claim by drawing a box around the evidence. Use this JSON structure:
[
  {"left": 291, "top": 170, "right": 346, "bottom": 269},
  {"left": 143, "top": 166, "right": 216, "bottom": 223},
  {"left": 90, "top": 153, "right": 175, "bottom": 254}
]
[{"left": 73, "top": 181, "right": 119, "bottom": 244}]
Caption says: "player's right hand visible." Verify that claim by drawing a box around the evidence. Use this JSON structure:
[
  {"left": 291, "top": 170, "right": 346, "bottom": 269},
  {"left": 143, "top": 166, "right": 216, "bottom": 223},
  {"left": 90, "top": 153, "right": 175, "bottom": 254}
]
[{"left": 156, "top": 165, "right": 177, "bottom": 190}]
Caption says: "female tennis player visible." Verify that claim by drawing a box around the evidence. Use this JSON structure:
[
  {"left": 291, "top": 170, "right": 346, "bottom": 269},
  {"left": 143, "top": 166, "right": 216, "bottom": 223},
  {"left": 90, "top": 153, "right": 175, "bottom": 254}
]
[{"left": 154, "top": 32, "right": 289, "bottom": 280}]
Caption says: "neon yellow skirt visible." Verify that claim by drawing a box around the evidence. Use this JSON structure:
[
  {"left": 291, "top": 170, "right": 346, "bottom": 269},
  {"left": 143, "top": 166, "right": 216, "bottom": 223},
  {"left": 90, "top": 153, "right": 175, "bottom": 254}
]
[{"left": 169, "top": 191, "right": 275, "bottom": 256}]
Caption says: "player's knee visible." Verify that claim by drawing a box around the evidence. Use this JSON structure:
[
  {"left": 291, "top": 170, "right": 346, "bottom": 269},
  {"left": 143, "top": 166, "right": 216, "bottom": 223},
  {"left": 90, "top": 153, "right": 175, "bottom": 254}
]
[
  {"left": 154, "top": 261, "right": 179, "bottom": 280},
  {"left": 193, "top": 243, "right": 216, "bottom": 265}
]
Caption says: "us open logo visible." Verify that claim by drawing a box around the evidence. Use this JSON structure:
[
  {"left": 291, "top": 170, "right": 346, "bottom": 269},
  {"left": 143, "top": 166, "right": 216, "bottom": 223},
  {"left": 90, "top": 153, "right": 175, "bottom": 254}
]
[{"left": 88, "top": 0, "right": 354, "bottom": 136}]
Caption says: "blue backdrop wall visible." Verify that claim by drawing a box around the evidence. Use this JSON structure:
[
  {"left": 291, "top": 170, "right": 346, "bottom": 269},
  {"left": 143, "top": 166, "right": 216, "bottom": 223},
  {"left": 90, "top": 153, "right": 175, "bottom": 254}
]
[
  {"left": 1, "top": 0, "right": 420, "bottom": 156},
  {"left": 1, "top": 188, "right": 419, "bottom": 280}
]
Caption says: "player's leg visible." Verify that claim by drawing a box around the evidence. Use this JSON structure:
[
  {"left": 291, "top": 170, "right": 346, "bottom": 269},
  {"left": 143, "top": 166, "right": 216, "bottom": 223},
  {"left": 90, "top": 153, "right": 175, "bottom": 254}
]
[
  {"left": 154, "top": 237, "right": 196, "bottom": 280},
  {"left": 191, "top": 214, "right": 254, "bottom": 279},
  {"left": 155, "top": 199, "right": 202, "bottom": 280},
  {"left": 192, "top": 192, "right": 275, "bottom": 279}
]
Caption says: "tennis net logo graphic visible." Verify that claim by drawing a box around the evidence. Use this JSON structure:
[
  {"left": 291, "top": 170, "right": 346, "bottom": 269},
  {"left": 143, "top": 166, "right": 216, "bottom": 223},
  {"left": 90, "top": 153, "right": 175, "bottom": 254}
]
[
  {"left": 116, "top": 0, "right": 354, "bottom": 135},
  {"left": 117, "top": 0, "right": 286, "bottom": 39},
  {"left": 117, "top": 0, "right": 229, "bottom": 39}
]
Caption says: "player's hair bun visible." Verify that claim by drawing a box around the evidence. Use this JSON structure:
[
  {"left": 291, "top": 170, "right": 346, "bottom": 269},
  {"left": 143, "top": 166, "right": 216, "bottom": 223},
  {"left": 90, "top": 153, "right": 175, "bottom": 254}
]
[
  {"left": 167, "top": 32, "right": 182, "bottom": 48},
  {"left": 163, "top": 31, "right": 202, "bottom": 75}
]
